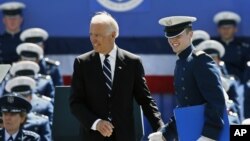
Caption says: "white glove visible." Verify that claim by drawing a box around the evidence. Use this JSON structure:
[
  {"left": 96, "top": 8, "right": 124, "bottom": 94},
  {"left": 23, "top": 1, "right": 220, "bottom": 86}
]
[
  {"left": 148, "top": 131, "right": 165, "bottom": 141},
  {"left": 197, "top": 136, "right": 216, "bottom": 141}
]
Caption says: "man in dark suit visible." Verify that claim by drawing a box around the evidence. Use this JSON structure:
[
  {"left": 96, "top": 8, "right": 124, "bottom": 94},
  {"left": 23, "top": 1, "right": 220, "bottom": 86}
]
[
  {"left": 69, "top": 11, "right": 164, "bottom": 141},
  {"left": 148, "top": 16, "right": 226, "bottom": 141}
]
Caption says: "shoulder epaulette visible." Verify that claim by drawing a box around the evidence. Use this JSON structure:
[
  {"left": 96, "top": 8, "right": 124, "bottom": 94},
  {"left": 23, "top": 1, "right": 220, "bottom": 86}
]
[
  {"left": 192, "top": 50, "right": 205, "bottom": 56},
  {"left": 37, "top": 74, "right": 51, "bottom": 80},
  {"left": 38, "top": 95, "right": 52, "bottom": 102},
  {"left": 23, "top": 130, "right": 40, "bottom": 137},
  {"left": 44, "top": 57, "right": 60, "bottom": 66},
  {"left": 33, "top": 112, "right": 49, "bottom": 120}
]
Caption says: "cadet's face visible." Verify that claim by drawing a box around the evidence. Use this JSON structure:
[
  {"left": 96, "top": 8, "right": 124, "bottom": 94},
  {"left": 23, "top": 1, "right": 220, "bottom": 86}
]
[
  {"left": 3, "top": 15, "right": 23, "bottom": 32},
  {"left": 90, "top": 23, "right": 115, "bottom": 54},
  {"left": 218, "top": 25, "right": 237, "bottom": 41},
  {"left": 168, "top": 30, "right": 193, "bottom": 54},
  {"left": 2, "top": 112, "right": 25, "bottom": 133}
]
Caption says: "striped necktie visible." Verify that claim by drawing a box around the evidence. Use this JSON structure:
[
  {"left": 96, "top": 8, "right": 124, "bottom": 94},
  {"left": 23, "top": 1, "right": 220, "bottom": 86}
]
[{"left": 103, "top": 54, "right": 112, "bottom": 97}]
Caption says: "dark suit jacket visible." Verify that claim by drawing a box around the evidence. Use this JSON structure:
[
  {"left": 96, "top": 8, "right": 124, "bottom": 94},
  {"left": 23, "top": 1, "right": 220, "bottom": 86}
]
[{"left": 69, "top": 48, "right": 163, "bottom": 141}]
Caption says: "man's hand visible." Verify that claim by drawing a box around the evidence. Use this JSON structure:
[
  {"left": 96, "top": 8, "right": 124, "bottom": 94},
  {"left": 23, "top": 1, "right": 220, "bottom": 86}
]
[
  {"left": 148, "top": 131, "right": 165, "bottom": 141},
  {"left": 96, "top": 120, "right": 114, "bottom": 137}
]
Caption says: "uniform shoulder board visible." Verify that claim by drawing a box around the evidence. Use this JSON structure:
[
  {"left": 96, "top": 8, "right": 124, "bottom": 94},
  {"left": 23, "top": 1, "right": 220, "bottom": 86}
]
[
  {"left": 39, "top": 95, "right": 52, "bottom": 102},
  {"left": 23, "top": 130, "right": 40, "bottom": 138},
  {"left": 37, "top": 73, "right": 51, "bottom": 80},
  {"left": 192, "top": 50, "right": 205, "bottom": 56},
  {"left": 33, "top": 112, "right": 49, "bottom": 120},
  {"left": 44, "top": 57, "right": 60, "bottom": 66}
]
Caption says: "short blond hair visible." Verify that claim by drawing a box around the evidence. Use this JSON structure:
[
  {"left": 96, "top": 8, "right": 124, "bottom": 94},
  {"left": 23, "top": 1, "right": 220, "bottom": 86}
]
[{"left": 91, "top": 11, "right": 119, "bottom": 38}]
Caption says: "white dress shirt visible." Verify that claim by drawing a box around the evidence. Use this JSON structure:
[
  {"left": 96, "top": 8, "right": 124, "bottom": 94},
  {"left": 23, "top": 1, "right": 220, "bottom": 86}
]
[
  {"left": 99, "top": 45, "right": 117, "bottom": 82},
  {"left": 5, "top": 130, "right": 18, "bottom": 141}
]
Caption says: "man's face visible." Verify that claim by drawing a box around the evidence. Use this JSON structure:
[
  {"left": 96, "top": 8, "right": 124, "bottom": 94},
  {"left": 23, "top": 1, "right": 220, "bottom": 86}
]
[
  {"left": 89, "top": 22, "right": 115, "bottom": 54},
  {"left": 218, "top": 25, "right": 237, "bottom": 41},
  {"left": 3, "top": 15, "right": 23, "bottom": 32},
  {"left": 2, "top": 112, "right": 25, "bottom": 133},
  {"left": 168, "top": 30, "right": 193, "bottom": 54}
]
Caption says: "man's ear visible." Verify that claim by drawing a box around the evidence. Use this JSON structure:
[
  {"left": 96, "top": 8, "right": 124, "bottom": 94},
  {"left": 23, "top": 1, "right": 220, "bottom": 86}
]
[
  {"left": 111, "top": 31, "right": 116, "bottom": 38},
  {"left": 189, "top": 30, "right": 193, "bottom": 39}
]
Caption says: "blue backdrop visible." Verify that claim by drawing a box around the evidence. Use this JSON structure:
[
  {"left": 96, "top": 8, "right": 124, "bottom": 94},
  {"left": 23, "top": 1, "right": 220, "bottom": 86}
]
[{"left": 0, "top": 0, "right": 249, "bottom": 37}]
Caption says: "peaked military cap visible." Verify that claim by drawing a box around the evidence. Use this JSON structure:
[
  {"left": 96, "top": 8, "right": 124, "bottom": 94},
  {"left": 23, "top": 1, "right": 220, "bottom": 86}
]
[
  {"left": 20, "top": 28, "right": 49, "bottom": 43},
  {"left": 0, "top": 2, "right": 25, "bottom": 16},
  {"left": 196, "top": 40, "right": 225, "bottom": 58},
  {"left": 10, "top": 61, "right": 40, "bottom": 77},
  {"left": 5, "top": 76, "right": 36, "bottom": 96},
  {"left": 16, "top": 43, "right": 44, "bottom": 61},
  {"left": 159, "top": 16, "right": 197, "bottom": 38},
  {"left": 0, "top": 1, "right": 25, "bottom": 16},
  {"left": 214, "top": 11, "right": 241, "bottom": 26},
  {"left": 0, "top": 93, "right": 31, "bottom": 113},
  {"left": 192, "top": 30, "right": 210, "bottom": 46}
]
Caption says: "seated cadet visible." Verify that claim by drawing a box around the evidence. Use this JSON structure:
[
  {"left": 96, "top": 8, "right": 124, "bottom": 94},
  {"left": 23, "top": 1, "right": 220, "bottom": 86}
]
[
  {"left": 0, "top": 1, "right": 25, "bottom": 64},
  {"left": 20, "top": 28, "right": 63, "bottom": 86},
  {"left": 5, "top": 76, "right": 54, "bottom": 125},
  {"left": 16, "top": 42, "right": 44, "bottom": 62},
  {"left": 4, "top": 76, "right": 52, "bottom": 141},
  {"left": 192, "top": 30, "right": 210, "bottom": 47},
  {"left": 8, "top": 60, "right": 55, "bottom": 101},
  {"left": 213, "top": 11, "right": 250, "bottom": 83},
  {"left": 196, "top": 40, "right": 239, "bottom": 103},
  {"left": 0, "top": 93, "right": 40, "bottom": 141}
]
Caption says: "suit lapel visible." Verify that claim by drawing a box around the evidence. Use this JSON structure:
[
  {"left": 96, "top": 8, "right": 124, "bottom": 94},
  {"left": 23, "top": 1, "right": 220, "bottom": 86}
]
[
  {"left": 91, "top": 52, "right": 109, "bottom": 94},
  {"left": 112, "top": 48, "right": 126, "bottom": 95}
]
